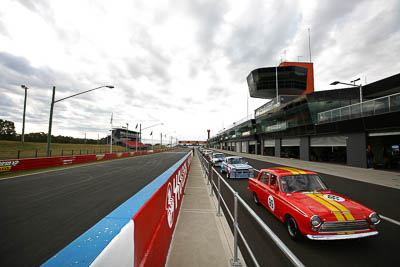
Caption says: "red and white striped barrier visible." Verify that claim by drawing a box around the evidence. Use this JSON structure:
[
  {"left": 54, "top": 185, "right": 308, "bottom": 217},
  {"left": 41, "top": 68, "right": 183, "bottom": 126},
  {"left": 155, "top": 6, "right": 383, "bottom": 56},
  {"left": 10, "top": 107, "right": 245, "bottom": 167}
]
[{"left": 0, "top": 149, "right": 170, "bottom": 174}]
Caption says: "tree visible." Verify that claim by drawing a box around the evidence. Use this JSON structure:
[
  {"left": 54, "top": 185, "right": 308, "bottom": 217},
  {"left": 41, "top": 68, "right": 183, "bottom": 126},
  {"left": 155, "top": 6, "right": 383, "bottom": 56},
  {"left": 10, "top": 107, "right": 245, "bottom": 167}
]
[{"left": 0, "top": 119, "right": 17, "bottom": 140}]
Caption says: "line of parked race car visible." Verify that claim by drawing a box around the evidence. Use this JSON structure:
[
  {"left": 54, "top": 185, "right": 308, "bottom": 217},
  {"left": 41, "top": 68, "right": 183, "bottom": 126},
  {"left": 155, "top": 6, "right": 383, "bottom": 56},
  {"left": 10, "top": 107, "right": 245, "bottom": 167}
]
[{"left": 198, "top": 148, "right": 381, "bottom": 241}]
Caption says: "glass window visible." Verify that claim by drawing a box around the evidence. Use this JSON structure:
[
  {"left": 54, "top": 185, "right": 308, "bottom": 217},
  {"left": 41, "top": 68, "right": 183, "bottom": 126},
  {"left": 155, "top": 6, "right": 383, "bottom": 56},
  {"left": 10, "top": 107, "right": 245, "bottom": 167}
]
[
  {"left": 269, "top": 174, "right": 277, "bottom": 186},
  {"left": 374, "top": 97, "right": 389, "bottom": 114},
  {"left": 280, "top": 174, "right": 328, "bottom": 193},
  {"left": 259, "top": 172, "right": 269, "bottom": 184},
  {"left": 351, "top": 103, "right": 361, "bottom": 119},
  {"left": 391, "top": 94, "right": 400, "bottom": 112}
]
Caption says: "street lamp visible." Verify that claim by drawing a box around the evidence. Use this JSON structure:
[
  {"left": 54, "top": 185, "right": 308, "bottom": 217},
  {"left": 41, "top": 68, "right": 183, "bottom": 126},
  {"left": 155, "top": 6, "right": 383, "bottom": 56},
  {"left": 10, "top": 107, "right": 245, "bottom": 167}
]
[
  {"left": 46, "top": 85, "right": 114, "bottom": 157},
  {"left": 330, "top": 79, "right": 363, "bottom": 103},
  {"left": 20, "top": 85, "right": 29, "bottom": 144},
  {"left": 165, "top": 131, "right": 176, "bottom": 148}
]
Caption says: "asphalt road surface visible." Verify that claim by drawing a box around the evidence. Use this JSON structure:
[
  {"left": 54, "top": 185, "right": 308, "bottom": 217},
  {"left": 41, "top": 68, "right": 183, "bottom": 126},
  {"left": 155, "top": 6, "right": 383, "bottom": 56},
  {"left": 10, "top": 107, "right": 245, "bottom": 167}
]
[
  {"left": 203, "top": 151, "right": 400, "bottom": 267},
  {"left": 0, "top": 148, "right": 190, "bottom": 267}
]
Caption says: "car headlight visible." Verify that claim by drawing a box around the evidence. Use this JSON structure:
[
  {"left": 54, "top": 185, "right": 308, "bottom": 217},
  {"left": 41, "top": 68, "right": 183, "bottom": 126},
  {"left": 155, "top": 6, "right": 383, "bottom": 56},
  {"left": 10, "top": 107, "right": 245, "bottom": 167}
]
[
  {"left": 310, "top": 215, "right": 322, "bottom": 227},
  {"left": 369, "top": 212, "right": 380, "bottom": 225}
]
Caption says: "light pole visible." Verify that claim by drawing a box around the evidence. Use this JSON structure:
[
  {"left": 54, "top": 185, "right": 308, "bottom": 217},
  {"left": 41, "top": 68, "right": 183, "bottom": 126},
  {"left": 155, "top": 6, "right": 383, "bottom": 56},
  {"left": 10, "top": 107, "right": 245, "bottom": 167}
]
[
  {"left": 46, "top": 85, "right": 114, "bottom": 157},
  {"left": 21, "top": 85, "right": 29, "bottom": 144},
  {"left": 330, "top": 79, "right": 363, "bottom": 103},
  {"left": 165, "top": 131, "right": 176, "bottom": 148},
  {"left": 110, "top": 113, "right": 113, "bottom": 153}
]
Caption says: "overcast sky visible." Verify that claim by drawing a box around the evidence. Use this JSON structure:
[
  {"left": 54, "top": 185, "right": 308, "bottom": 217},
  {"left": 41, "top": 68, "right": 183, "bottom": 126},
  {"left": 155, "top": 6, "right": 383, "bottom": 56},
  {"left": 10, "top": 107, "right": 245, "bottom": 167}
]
[{"left": 1, "top": 0, "right": 399, "bottom": 141}]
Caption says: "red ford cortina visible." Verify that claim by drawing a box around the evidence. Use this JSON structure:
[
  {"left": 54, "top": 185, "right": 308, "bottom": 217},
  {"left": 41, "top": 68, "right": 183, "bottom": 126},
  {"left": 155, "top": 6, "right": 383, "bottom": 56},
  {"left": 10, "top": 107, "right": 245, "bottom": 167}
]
[{"left": 248, "top": 167, "right": 380, "bottom": 240}]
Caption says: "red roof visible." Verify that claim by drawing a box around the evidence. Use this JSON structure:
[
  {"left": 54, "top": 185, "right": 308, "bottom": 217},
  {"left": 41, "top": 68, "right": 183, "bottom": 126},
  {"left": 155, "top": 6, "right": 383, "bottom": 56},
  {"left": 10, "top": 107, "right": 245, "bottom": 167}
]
[
  {"left": 122, "top": 141, "right": 146, "bottom": 147},
  {"left": 259, "top": 167, "right": 317, "bottom": 176}
]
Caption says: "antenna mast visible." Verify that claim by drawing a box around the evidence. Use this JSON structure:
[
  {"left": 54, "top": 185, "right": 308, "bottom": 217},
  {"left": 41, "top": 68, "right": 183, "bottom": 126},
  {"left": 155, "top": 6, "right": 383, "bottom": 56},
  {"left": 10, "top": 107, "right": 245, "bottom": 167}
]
[{"left": 308, "top": 28, "right": 312, "bottom": 62}]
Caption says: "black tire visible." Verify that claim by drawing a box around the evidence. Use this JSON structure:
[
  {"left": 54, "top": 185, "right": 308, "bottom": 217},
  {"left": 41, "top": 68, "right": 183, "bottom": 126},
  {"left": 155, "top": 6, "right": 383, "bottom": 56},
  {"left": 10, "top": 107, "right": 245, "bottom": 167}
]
[
  {"left": 286, "top": 216, "right": 301, "bottom": 240},
  {"left": 253, "top": 192, "right": 260, "bottom": 206}
]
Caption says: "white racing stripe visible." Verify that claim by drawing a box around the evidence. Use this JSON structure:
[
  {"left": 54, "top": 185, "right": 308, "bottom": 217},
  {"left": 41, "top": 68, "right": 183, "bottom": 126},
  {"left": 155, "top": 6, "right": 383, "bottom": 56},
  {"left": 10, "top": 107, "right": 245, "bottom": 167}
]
[{"left": 381, "top": 215, "right": 400, "bottom": 226}]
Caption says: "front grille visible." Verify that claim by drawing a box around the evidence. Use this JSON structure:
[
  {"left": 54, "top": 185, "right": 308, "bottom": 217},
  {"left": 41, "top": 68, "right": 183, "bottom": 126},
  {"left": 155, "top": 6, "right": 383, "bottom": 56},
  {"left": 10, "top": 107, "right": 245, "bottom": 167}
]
[{"left": 319, "top": 220, "right": 370, "bottom": 233}]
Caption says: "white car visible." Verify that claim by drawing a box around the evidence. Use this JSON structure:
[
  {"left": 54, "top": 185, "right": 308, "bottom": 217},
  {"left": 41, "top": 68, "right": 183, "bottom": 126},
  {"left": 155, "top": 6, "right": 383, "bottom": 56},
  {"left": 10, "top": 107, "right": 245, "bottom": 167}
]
[
  {"left": 221, "top": 156, "right": 254, "bottom": 179},
  {"left": 211, "top": 153, "right": 225, "bottom": 166}
]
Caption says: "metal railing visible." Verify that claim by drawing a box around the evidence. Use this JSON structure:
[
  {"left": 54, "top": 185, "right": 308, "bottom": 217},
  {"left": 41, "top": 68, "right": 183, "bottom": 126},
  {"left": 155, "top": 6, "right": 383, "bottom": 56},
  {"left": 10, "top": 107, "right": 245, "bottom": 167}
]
[
  {"left": 217, "top": 114, "right": 254, "bottom": 135},
  {"left": 317, "top": 92, "right": 400, "bottom": 124},
  {"left": 197, "top": 150, "right": 305, "bottom": 267}
]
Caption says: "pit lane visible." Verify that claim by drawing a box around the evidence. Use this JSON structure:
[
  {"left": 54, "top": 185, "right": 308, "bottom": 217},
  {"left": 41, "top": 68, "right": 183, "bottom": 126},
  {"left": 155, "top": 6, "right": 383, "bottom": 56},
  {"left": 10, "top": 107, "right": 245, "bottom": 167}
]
[
  {"left": 0, "top": 148, "right": 190, "bottom": 267},
  {"left": 204, "top": 150, "right": 400, "bottom": 267}
]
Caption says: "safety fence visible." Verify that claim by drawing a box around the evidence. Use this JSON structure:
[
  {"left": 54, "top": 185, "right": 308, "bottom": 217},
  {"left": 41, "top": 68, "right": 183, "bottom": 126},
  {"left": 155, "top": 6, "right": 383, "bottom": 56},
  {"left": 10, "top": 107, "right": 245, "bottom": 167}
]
[
  {"left": 0, "top": 149, "right": 170, "bottom": 174},
  {"left": 42, "top": 151, "right": 192, "bottom": 267},
  {"left": 317, "top": 91, "right": 400, "bottom": 124},
  {"left": 197, "top": 149, "right": 304, "bottom": 267}
]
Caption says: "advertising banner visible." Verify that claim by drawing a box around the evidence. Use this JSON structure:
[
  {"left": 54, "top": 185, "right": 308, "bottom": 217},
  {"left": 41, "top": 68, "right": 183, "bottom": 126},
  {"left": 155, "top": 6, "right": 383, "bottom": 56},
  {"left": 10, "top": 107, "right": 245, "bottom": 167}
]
[
  {"left": 0, "top": 150, "right": 169, "bottom": 174},
  {"left": 133, "top": 152, "right": 192, "bottom": 267}
]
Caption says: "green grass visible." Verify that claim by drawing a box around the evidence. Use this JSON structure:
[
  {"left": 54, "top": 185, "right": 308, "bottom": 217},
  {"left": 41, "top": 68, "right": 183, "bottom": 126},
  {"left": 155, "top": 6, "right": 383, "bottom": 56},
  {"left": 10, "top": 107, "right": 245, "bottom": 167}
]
[{"left": 0, "top": 140, "right": 129, "bottom": 160}]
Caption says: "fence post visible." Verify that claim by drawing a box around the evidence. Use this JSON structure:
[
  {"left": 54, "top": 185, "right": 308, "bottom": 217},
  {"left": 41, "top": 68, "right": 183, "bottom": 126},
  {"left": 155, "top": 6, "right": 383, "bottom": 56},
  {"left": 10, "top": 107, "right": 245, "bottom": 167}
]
[
  {"left": 61, "top": 150, "right": 64, "bottom": 156},
  {"left": 17, "top": 150, "right": 20, "bottom": 159},
  {"left": 207, "top": 162, "right": 210, "bottom": 185},
  {"left": 72, "top": 150, "right": 74, "bottom": 155},
  {"left": 210, "top": 168, "right": 214, "bottom": 197},
  {"left": 217, "top": 173, "right": 222, "bottom": 216},
  {"left": 80, "top": 149, "right": 81, "bottom": 155},
  {"left": 231, "top": 191, "right": 242, "bottom": 266},
  {"left": 35, "top": 149, "right": 38, "bottom": 158},
  {"left": 87, "top": 149, "right": 89, "bottom": 155}
]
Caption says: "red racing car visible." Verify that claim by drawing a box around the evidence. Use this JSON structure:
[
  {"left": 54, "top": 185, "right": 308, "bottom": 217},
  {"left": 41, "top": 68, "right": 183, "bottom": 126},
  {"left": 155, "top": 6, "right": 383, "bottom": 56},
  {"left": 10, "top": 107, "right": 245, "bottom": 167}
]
[{"left": 248, "top": 167, "right": 380, "bottom": 240}]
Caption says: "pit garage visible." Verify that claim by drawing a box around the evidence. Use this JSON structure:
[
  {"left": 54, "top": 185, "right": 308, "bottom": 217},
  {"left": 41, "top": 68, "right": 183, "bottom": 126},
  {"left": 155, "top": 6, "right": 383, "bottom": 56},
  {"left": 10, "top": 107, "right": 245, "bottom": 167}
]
[
  {"left": 281, "top": 137, "right": 300, "bottom": 159},
  {"left": 263, "top": 139, "right": 275, "bottom": 156},
  {"left": 368, "top": 131, "right": 400, "bottom": 170},
  {"left": 310, "top": 135, "right": 347, "bottom": 164}
]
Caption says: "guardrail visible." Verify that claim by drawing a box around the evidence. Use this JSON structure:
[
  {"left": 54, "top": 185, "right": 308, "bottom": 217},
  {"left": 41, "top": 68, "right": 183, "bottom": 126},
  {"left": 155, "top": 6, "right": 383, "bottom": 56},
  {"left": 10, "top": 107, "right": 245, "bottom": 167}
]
[
  {"left": 43, "top": 151, "right": 192, "bottom": 267},
  {"left": 197, "top": 149, "right": 304, "bottom": 267},
  {"left": 0, "top": 149, "right": 171, "bottom": 174},
  {"left": 317, "top": 92, "right": 400, "bottom": 124}
]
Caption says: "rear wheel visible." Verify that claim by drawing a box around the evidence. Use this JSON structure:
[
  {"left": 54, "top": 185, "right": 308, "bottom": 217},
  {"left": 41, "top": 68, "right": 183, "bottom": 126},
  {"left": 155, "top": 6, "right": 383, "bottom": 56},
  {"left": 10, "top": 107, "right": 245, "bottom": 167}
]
[
  {"left": 253, "top": 193, "right": 260, "bottom": 206},
  {"left": 286, "top": 216, "right": 301, "bottom": 240}
]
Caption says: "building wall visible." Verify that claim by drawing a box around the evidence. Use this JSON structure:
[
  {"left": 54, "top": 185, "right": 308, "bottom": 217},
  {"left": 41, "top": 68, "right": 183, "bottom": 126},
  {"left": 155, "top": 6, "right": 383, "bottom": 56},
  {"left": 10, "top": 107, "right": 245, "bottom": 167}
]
[
  {"left": 347, "top": 132, "right": 367, "bottom": 168},
  {"left": 300, "top": 136, "right": 310, "bottom": 161}
]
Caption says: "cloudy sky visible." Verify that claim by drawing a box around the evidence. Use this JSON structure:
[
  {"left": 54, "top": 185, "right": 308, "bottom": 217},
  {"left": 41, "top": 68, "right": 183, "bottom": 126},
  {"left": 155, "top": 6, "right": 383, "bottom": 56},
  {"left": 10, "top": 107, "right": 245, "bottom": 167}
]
[{"left": 1, "top": 0, "right": 399, "bottom": 142}]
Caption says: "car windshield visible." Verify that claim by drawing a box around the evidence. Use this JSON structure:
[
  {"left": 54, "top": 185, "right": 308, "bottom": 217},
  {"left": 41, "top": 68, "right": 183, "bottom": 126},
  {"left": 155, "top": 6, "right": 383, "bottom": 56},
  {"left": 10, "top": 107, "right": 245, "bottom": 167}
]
[
  {"left": 280, "top": 174, "right": 328, "bottom": 193},
  {"left": 214, "top": 154, "right": 224, "bottom": 158},
  {"left": 229, "top": 158, "right": 246, "bottom": 164}
]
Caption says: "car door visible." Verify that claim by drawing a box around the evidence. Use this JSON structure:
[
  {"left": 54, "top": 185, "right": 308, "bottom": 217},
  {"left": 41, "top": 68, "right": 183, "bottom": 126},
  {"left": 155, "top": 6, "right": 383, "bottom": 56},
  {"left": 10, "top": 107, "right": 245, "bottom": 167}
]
[
  {"left": 266, "top": 174, "right": 284, "bottom": 220},
  {"left": 255, "top": 171, "right": 270, "bottom": 207}
]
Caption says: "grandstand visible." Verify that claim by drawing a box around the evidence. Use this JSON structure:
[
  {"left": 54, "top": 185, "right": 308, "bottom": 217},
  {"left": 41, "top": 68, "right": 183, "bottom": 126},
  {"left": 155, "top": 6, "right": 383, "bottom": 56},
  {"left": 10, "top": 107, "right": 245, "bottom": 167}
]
[{"left": 106, "top": 128, "right": 146, "bottom": 150}]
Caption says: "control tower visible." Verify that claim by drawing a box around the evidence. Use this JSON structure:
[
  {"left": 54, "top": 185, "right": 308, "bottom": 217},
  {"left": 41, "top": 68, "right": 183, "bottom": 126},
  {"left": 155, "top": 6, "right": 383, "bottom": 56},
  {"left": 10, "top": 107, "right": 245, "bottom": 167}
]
[{"left": 247, "top": 62, "right": 314, "bottom": 99}]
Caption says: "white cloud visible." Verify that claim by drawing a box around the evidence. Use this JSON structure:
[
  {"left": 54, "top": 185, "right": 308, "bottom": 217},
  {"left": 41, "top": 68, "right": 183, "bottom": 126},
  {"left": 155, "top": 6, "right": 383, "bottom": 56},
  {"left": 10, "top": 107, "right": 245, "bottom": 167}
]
[{"left": 0, "top": 0, "right": 399, "bottom": 141}]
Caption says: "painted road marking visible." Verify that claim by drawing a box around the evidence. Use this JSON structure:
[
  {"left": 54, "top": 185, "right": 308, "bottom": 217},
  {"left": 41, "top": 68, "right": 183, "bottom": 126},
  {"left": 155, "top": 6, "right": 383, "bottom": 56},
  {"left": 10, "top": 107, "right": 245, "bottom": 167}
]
[{"left": 381, "top": 215, "right": 400, "bottom": 226}]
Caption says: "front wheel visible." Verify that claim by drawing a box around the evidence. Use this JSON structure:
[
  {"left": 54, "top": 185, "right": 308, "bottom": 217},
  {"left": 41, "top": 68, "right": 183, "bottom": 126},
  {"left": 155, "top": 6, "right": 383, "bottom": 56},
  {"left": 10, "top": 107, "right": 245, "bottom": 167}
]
[
  {"left": 253, "top": 193, "right": 260, "bottom": 206},
  {"left": 286, "top": 216, "right": 301, "bottom": 240}
]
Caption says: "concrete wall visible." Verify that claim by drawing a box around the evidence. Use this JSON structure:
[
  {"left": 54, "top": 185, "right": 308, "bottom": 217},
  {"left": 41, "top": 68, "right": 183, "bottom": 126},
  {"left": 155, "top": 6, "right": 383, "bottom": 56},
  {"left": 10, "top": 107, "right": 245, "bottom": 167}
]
[
  {"left": 300, "top": 137, "right": 310, "bottom": 161},
  {"left": 275, "top": 139, "right": 281, "bottom": 157},
  {"left": 347, "top": 132, "right": 367, "bottom": 168}
]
